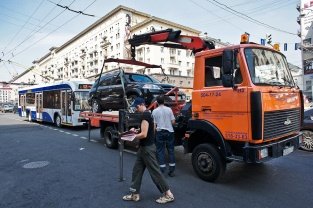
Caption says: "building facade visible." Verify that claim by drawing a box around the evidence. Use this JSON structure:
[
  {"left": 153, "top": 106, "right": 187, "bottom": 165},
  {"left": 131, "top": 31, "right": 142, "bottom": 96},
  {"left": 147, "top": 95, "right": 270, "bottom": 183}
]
[{"left": 32, "top": 5, "right": 229, "bottom": 85}]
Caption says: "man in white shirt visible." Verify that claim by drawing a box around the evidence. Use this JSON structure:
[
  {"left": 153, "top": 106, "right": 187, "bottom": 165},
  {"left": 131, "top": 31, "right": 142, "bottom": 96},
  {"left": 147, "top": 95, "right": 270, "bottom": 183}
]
[{"left": 152, "top": 95, "right": 176, "bottom": 177}]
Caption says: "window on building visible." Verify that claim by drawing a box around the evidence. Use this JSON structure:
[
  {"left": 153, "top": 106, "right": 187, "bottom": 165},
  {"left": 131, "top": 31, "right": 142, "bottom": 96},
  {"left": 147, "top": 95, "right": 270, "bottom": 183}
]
[
  {"left": 178, "top": 61, "right": 182, "bottom": 66},
  {"left": 178, "top": 50, "right": 181, "bottom": 56},
  {"left": 161, "top": 58, "right": 164, "bottom": 63},
  {"left": 306, "top": 80, "right": 312, "bottom": 91},
  {"left": 161, "top": 47, "right": 164, "bottom": 53}
]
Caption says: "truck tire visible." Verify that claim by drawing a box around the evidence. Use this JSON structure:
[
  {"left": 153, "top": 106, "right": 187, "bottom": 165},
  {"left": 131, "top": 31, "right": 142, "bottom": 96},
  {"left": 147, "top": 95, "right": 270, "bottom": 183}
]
[
  {"left": 104, "top": 126, "right": 118, "bottom": 149},
  {"left": 300, "top": 130, "right": 313, "bottom": 152},
  {"left": 191, "top": 143, "right": 226, "bottom": 182}
]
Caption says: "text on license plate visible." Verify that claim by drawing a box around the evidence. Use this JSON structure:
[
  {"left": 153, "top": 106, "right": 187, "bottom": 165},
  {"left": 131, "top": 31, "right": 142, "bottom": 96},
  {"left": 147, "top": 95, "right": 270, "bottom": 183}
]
[{"left": 283, "top": 146, "right": 294, "bottom": 156}]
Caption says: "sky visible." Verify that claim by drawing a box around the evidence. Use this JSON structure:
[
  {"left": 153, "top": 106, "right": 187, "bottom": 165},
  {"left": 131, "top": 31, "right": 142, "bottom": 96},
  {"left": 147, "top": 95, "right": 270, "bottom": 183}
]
[{"left": 0, "top": 0, "right": 301, "bottom": 82}]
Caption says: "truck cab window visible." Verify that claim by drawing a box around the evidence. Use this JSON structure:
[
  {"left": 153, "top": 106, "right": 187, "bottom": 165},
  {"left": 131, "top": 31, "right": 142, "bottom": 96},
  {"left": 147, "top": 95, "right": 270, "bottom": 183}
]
[{"left": 205, "top": 56, "right": 222, "bottom": 87}]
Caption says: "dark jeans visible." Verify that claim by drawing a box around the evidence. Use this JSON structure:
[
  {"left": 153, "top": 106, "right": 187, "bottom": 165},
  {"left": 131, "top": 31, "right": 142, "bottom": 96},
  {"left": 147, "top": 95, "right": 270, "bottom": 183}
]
[
  {"left": 130, "top": 145, "right": 169, "bottom": 194},
  {"left": 155, "top": 130, "right": 175, "bottom": 173}
]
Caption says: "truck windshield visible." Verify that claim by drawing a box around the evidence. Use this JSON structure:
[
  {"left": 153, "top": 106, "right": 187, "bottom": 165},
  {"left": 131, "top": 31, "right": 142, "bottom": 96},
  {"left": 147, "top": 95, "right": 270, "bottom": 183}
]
[
  {"left": 73, "top": 91, "right": 91, "bottom": 111},
  {"left": 244, "top": 48, "right": 295, "bottom": 87}
]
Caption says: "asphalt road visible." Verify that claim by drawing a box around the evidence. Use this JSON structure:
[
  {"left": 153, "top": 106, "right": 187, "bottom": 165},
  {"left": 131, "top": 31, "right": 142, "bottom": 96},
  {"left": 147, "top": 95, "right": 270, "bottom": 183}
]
[{"left": 0, "top": 113, "right": 313, "bottom": 208}]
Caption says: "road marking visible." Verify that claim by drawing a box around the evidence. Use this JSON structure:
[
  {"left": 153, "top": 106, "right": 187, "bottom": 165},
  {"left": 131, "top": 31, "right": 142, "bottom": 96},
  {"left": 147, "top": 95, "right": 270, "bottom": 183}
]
[
  {"left": 90, "top": 139, "right": 98, "bottom": 143},
  {"left": 72, "top": 134, "right": 79, "bottom": 137},
  {"left": 65, "top": 132, "right": 71, "bottom": 135},
  {"left": 80, "top": 137, "right": 88, "bottom": 140},
  {"left": 59, "top": 130, "right": 64, "bottom": 132}
]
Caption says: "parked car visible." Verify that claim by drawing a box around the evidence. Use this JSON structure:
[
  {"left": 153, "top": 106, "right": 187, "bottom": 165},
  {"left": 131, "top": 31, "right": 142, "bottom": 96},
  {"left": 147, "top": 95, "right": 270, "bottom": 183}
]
[
  {"left": 0, "top": 104, "right": 14, "bottom": 113},
  {"left": 89, "top": 70, "right": 186, "bottom": 113},
  {"left": 301, "top": 107, "right": 313, "bottom": 152}
]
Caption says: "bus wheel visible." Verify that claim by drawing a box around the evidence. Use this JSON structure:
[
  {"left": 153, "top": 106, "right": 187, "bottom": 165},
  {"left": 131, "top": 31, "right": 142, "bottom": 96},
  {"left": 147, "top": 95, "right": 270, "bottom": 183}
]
[
  {"left": 92, "top": 99, "right": 102, "bottom": 113},
  {"left": 55, "top": 115, "right": 62, "bottom": 128},
  {"left": 104, "top": 126, "right": 118, "bottom": 149},
  {"left": 191, "top": 143, "right": 226, "bottom": 182}
]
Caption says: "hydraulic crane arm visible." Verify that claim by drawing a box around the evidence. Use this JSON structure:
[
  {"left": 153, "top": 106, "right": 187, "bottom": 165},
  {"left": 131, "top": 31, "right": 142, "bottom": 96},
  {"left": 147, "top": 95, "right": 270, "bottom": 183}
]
[{"left": 128, "top": 29, "right": 215, "bottom": 58}]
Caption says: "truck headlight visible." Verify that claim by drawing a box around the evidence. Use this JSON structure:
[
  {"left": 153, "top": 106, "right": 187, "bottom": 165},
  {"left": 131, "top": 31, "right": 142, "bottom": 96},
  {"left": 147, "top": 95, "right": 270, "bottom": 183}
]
[
  {"left": 142, "top": 84, "right": 161, "bottom": 90},
  {"left": 258, "top": 148, "right": 268, "bottom": 159}
]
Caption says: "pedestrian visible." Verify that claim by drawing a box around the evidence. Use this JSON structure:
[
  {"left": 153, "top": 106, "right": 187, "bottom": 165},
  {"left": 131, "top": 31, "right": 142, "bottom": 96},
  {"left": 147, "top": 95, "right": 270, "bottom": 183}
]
[
  {"left": 122, "top": 97, "right": 174, "bottom": 204},
  {"left": 152, "top": 95, "right": 176, "bottom": 177}
]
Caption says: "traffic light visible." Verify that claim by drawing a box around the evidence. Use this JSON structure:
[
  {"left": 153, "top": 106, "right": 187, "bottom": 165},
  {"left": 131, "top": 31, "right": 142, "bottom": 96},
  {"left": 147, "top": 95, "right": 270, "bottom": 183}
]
[{"left": 266, "top": 34, "right": 272, "bottom": 45}]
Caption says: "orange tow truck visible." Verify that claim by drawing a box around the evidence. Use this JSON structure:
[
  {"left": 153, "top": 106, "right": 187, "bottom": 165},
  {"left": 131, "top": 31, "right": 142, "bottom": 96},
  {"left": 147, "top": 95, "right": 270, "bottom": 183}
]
[{"left": 81, "top": 29, "right": 303, "bottom": 182}]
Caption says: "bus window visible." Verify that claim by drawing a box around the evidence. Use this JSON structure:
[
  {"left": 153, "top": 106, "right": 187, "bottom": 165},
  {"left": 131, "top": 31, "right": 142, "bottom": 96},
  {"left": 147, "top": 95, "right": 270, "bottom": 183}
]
[
  {"left": 74, "top": 91, "right": 90, "bottom": 111},
  {"left": 43, "top": 90, "right": 61, "bottom": 108},
  {"left": 26, "top": 93, "right": 35, "bottom": 105}
]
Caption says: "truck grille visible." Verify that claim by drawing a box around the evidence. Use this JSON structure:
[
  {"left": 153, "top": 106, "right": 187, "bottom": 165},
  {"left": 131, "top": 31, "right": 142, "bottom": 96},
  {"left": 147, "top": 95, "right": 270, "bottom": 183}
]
[{"left": 263, "top": 108, "right": 300, "bottom": 140}]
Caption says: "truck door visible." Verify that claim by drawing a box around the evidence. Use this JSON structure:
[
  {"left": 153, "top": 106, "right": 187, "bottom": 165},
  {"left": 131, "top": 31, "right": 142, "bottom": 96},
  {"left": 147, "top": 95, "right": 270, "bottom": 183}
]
[
  {"left": 61, "top": 90, "right": 72, "bottom": 124},
  {"left": 35, "top": 93, "right": 43, "bottom": 120},
  {"left": 194, "top": 54, "right": 249, "bottom": 141}
]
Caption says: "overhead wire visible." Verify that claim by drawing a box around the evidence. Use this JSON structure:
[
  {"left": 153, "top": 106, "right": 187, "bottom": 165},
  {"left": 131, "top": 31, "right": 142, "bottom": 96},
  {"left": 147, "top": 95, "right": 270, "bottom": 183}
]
[
  {"left": 206, "top": 0, "right": 297, "bottom": 35},
  {"left": 2, "top": 0, "right": 46, "bottom": 54},
  {"left": 11, "top": 0, "right": 97, "bottom": 59},
  {"left": 5, "top": 0, "right": 76, "bottom": 60},
  {"left": 205, "top": 0, "right": 297, "bottom": 26},
  {"left": 189, "top": 0, "right": 245, "bottom": 32},
  {"left": 47, "top": 0, "right": 95, "bottom": 17}
]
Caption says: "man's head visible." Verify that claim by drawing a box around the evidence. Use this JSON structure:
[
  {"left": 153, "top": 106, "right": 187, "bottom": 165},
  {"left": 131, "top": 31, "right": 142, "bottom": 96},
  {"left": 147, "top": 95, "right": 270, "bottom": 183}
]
[
  {"left": 131, "top": 97, "right": 146, "bottom": 112},
  {"left": 156, "top": 95, "right": 165, "bottom": 105}
]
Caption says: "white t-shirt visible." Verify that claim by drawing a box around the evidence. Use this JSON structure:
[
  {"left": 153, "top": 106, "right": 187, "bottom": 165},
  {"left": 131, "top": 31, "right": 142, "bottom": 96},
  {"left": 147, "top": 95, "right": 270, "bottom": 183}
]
[{"left": 152, "top": 105, "right": 175, "bottom": 132}]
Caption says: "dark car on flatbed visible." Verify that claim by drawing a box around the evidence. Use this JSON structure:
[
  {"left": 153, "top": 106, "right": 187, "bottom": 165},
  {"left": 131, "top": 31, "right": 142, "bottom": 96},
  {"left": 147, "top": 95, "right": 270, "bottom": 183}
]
[{"left": 89, "top": 70, "right": 186, "bottom": 112}]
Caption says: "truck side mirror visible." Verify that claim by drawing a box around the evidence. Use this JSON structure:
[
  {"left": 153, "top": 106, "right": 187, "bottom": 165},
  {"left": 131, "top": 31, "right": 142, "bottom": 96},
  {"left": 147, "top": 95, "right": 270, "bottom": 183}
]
[{"left": 222, "top": 49, "right": 234, "bottom": 87}]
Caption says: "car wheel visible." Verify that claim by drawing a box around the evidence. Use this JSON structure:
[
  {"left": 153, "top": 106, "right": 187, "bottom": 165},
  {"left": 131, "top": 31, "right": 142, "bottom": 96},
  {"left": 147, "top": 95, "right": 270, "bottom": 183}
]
[
  {"left": 92, "top": 99, "right": 102, "bottom": 113},
  {"left": 127, "top": 94, "right": 138, "bottom": 106},
  {"left": 191, "top": 143, "right": 226, "bottom": 182},
  {"left": 103, "top": 126, "right": 118, "bottom": 149},
  {"left": 55, "top": 114, "right": 62, "bottom": 128},
  {"left": 300, "top": 130, "right": 313, "bottom": 152}
]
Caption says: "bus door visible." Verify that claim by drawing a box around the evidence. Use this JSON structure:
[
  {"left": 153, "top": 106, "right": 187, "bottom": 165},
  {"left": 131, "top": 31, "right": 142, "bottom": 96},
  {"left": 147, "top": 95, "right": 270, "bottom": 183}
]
[
  {"left": 20, "top": 94, "right": 26, "bottom": 117},
  {"left": 35, "top": 93, "right": 43, "bottom": 120},
  {"left": 61, "top": 90, "right": 72, "bottom": 124}
]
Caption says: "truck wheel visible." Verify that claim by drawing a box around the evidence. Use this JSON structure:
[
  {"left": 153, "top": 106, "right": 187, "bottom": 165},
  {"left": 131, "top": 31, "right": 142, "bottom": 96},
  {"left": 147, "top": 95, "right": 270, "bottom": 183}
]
[
  {"left": 104, "top": 126, "right": 118, "bottom": 149},
  {"left": 192, "top": 143, "right": 226, "bottom": 182},
  {"left": 300, "top": 130, "right": 313, "bottom": 152},
  {"left": 92, "top": 99, "right": 102, "bottom": 113},
  {"left": 54, "top": 115, "right": 62, "bottom": 128}
]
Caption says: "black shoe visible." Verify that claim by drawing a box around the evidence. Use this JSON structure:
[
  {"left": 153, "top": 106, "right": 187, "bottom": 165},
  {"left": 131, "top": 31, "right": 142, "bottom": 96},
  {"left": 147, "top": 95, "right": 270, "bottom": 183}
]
[{"left": 168, "top": 171, "right": 175, "bottom": 177}]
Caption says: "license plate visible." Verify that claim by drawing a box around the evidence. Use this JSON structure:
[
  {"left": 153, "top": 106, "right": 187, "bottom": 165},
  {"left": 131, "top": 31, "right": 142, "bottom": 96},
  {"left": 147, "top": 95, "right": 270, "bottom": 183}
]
[{"left": 283, "top": 146, "right": 294, "bottom": 156}]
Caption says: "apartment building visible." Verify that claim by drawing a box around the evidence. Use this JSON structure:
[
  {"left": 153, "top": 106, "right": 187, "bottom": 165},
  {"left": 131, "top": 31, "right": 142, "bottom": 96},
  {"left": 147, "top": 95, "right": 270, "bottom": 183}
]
[
  {"left": 32, "top": 5, "right": 229, "bottom": 85},
  {"left": 0, "top": 84, "right": 12, "bottom": 103}
]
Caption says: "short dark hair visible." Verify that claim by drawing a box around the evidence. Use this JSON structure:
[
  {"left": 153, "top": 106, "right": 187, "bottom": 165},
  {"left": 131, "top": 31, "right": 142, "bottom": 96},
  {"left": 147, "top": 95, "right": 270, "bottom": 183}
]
[{"left": 156, "top": 95, "right": 165, "bottom": 105}]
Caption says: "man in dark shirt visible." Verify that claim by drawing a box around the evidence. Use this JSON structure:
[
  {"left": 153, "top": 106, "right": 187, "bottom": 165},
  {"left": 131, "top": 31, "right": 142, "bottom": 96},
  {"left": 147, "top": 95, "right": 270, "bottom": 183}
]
[{"left": 122, "top": 97, "right": 174, "bottom": 204}]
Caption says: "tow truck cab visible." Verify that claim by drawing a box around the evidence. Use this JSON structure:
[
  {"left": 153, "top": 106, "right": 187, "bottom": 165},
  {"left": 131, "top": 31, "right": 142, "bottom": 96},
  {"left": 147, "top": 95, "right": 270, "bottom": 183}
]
[{"left": 184, "top": 42, "right": 303, "bottom": 181}]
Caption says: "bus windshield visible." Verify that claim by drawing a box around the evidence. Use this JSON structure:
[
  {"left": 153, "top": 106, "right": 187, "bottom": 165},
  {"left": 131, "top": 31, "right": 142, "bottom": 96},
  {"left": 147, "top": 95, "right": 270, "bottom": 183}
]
[
  {"left": 74, "top": 91, "right": 90, "bottom": 111},
  {"left": 244, "top": 48, "right": 295, "bottom": 87}
]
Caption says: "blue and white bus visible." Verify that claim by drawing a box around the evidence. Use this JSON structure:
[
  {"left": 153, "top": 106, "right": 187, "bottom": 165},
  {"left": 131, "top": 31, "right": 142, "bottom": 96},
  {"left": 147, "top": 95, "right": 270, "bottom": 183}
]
[{"left": 18, "top": 80, "right": 92, "bottom": 127}]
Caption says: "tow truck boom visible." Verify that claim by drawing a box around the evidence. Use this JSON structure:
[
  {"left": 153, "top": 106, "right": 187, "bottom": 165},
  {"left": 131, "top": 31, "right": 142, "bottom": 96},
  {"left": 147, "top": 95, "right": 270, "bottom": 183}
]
[{"left": 128, "top": 29, "right": 215, "bottom": 56}]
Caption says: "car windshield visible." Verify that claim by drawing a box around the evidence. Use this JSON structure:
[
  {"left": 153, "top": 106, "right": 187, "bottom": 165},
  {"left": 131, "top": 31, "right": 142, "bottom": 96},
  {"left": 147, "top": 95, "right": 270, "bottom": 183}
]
[
  {"left": 73, "top": 91, "right": 91, "bottom": 111},
  {"left": 125, "top": 74, "right": 160, "bottom": 83},
  {"left": 244, "top": 48, "right": 295, "bottom": 87}
]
